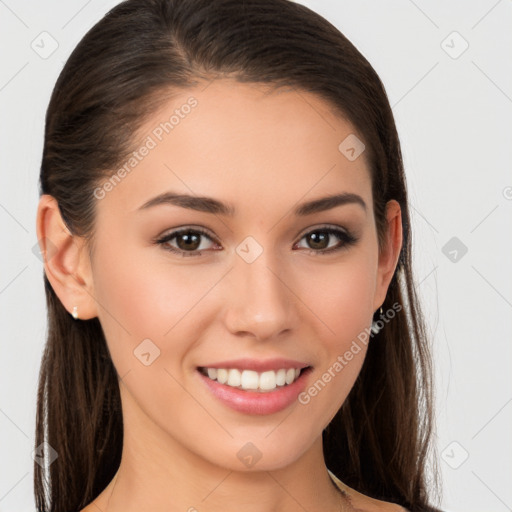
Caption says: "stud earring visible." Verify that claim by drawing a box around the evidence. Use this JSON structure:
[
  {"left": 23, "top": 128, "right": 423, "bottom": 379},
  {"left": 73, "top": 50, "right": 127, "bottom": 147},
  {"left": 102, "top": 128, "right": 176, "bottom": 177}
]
[{"left": 71, "top": 306, "right": 78, "bottom": 320}]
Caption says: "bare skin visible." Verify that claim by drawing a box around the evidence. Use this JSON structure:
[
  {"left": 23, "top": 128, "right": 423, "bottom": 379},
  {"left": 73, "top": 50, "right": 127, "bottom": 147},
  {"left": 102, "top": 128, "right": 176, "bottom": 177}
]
[{"left": 37, "top": 79, "right": 404, "bottom": 512}]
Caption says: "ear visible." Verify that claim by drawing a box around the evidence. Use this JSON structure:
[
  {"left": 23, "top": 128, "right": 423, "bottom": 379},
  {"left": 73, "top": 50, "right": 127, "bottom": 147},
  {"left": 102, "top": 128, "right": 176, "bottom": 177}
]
[
  {"left": 373, "top": 199, "right": 403, "bottom": 312},
  {"left": 35, "top": 194, "right": 98, "bottom": 320}
]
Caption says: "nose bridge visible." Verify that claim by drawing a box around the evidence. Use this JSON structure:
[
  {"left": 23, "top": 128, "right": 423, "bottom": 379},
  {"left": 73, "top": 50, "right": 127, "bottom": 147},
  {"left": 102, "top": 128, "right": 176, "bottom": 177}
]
[{"left": 224, "top": 238, "right": 298, "bottom": 339}]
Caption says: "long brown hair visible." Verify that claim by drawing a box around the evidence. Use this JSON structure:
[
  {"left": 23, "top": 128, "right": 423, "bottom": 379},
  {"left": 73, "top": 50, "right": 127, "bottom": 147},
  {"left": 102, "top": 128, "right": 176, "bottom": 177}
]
[{"left": 35, "top": 1, "right": 441, "bottom": 510}]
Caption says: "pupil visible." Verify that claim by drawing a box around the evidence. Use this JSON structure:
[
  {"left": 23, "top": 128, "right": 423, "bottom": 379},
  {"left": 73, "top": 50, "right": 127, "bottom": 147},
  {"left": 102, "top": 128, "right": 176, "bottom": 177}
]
[
  {"left": 178, "top": 232, "right": 200, "bottom": 250},
  {"left": 309, "top": 232, "right": 328, "bottom": 249}
]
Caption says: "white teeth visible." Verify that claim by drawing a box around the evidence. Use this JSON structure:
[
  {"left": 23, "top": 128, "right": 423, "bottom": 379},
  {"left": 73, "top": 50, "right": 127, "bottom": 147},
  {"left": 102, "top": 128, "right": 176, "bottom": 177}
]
[
  {"left": 240, "top": 370, "right": 259, "bottom": 390},
  {"left": 285, "top": 368, "right": 295, "bottom": 385},
  {"left": 276, "top": 369, "right": 286, "bottom": 386},
  {"left": 217, "top": 368, "right": 228, "bottom": 384},
  {"left": 259, "top": 371, "right": 276, "bottom": 391},
  {"left": 202, "top": 367, "right": 304, "bottom": 392},
  {"left": 227, "top": 369, "right": 241, "bottom": 387}
]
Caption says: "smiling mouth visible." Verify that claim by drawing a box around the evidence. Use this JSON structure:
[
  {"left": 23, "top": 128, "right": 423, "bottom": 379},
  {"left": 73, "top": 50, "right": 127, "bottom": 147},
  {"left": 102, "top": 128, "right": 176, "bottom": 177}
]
[{"left": 198, "top": 366, "right": 310, "bottom": 393}]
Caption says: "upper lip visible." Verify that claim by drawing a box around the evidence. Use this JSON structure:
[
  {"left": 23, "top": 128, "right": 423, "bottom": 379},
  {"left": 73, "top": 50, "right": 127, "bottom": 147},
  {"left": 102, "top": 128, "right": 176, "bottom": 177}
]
[{"left": 198, "top": 358, "right": 310, "bottom": 372}]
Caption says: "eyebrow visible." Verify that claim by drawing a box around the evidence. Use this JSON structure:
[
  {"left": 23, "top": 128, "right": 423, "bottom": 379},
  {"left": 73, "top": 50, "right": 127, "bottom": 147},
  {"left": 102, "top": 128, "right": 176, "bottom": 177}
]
[{"left": 137, "top": 191, "right": 366, "bottom": 216}]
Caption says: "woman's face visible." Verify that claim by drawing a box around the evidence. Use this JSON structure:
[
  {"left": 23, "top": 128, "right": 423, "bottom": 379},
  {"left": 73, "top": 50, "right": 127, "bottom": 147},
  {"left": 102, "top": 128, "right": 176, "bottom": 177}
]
[{"left": 85, "top": 79, "right": 399, "bottom": 471}]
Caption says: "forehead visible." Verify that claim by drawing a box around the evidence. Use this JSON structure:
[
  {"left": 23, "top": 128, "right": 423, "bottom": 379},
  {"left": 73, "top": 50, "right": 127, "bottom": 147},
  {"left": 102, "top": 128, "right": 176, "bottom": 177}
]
[{"left": 99, "top": 79, "right": 372, "bottom": 216}]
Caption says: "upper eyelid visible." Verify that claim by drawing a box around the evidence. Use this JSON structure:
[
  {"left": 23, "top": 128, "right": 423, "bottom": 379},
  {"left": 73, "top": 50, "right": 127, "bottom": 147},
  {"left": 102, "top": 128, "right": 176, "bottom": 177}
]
[
  {"left": 295, "top": 224, "right": 350, "bottom": 238},
  {"left": 156, "top": 225, "right": 217, "bottom": 241}
]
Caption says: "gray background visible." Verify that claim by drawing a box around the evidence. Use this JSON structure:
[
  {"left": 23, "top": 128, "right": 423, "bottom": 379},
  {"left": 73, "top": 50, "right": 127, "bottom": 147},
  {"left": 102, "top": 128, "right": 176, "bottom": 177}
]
[{"left": 1, "top": 1, "right": 511, "bottom": 511}]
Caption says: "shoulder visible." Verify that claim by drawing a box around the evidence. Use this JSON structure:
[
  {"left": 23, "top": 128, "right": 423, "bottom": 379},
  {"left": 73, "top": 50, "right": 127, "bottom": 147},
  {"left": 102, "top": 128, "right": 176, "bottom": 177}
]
[{"left": 328, "top": 470, "right": 409, "bottom": 512}]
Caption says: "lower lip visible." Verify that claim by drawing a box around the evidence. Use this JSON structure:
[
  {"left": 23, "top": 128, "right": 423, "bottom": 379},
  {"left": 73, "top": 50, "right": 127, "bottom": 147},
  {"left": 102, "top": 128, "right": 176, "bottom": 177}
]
[{"left": 197, "top": 369, "right": 311, "bottom": 415}]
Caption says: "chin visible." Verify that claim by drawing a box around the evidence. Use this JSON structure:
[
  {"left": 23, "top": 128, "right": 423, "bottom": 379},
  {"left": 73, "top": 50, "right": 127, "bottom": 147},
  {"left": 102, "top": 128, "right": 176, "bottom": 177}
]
[{"left": 194, "top": 430, "right": 317, "bottom": 473}]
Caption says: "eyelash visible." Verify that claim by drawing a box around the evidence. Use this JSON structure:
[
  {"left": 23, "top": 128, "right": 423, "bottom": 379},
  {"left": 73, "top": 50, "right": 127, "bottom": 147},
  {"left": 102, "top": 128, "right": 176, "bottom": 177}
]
[{"left": 154, "top": 225, "right": 358, "bottom": 258}]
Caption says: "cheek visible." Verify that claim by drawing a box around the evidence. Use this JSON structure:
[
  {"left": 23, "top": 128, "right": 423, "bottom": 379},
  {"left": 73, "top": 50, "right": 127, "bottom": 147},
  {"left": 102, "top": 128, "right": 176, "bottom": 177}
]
[
  {"left": 90, "top": 242, "right": 223, "bottom": 370},
  {"left": 301, "top": 254, "right": 377, "bottom": 344},
  {"left": 291, "top": 255, "right": 376, "bottom": 427}
]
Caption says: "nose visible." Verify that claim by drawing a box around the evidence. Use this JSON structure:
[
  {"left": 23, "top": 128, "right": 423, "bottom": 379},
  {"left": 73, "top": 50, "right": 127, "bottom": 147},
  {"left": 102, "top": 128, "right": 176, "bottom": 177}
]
[{"left": 222, "top": 248, "right": 300, "bottom": 341}]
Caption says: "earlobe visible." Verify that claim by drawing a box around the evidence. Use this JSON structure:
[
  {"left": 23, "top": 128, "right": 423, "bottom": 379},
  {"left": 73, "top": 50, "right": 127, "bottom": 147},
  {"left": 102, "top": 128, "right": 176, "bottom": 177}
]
[
  {"left": 374, "top": 199, "right": 403, "bottom": 311},
  {"left": 36, "top": 194, "right": 98, "bottom": 320}
]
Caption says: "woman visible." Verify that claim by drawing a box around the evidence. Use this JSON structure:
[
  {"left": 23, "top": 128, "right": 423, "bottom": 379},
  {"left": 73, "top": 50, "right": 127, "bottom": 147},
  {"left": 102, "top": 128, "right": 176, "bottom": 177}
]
[{"left": 34, "top": 0, "right": 441, "bottom": 510}]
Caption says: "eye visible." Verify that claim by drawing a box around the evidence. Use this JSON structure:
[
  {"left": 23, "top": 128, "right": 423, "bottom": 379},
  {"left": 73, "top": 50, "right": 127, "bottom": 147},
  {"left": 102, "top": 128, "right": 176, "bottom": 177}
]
[
  {"left": 294, "top": 226, "right": 358, "bottom": 254},
  {"left": 155, "top": 227, "right": 220, "bottom": 257}
]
